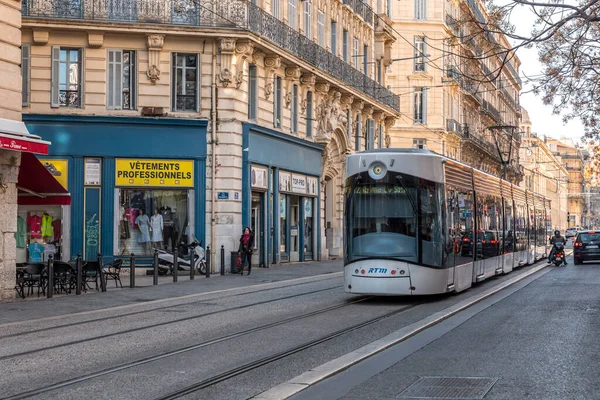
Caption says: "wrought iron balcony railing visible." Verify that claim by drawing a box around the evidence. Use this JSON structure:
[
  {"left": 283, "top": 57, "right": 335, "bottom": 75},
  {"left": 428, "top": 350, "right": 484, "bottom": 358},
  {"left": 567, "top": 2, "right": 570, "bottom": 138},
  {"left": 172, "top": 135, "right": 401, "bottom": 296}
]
[
  {"left": 342, "top": 0, "right": 375, "bottom": 26},
  {"left": 460, "top": 79, "right": 482, "bottom": 103},
  {"left": 22, "top": 0, "right": 399, "bottom": 111},
  {"left": 481, "top": 99, "right": 501, "bottom": 123},
  {"left": 445, "top": 14, "right": 459, "bottom": 34},
  {"left": 446, "top": 119, "right": 463, "bottom": 136}
]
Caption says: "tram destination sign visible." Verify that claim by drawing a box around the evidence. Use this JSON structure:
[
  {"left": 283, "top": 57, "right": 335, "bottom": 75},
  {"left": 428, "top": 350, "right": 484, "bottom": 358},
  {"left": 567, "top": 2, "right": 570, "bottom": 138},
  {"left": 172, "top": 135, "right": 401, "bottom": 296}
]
[{"left": 353, "top": 185, "right": 407, "bottom": 194}]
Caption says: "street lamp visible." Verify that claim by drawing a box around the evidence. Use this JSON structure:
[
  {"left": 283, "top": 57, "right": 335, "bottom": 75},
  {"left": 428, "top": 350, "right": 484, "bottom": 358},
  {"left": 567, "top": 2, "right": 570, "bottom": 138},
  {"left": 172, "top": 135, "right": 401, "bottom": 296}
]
[{"left": 488, "top": 125, "right": 520, "bottom": 181}]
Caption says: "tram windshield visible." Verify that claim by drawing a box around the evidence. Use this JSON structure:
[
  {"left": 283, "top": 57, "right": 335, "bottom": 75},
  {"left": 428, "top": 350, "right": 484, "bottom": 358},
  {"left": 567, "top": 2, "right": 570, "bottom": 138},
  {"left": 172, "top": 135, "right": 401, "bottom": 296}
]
[{"left": 345, "top": 172, "right": 443, "bottom": 266}]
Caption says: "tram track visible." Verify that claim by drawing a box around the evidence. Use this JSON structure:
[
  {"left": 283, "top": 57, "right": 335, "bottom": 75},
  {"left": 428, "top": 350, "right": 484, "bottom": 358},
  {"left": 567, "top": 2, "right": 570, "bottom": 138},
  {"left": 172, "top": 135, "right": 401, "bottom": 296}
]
[
  {"left": 1, "top": 296, "right": 412, "bottom": 400},
  {"left": 0, "top": 276, "right": 341, "bottom": 340},
  {"left": 0, "top": 285, "right": 341, "bottom": 361}
]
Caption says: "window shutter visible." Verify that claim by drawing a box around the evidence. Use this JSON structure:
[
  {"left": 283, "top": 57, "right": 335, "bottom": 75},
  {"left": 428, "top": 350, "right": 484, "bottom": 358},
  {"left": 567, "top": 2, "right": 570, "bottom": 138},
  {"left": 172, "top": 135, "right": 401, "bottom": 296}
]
[
  {"left": 51, "top": 46, "right": 60, "bottom": 108},
  {"left": 195, "top": 54, "right": 200, "bottom": 112},
  {"left": 171, "top": 53, "right": 177, "bottom": 111},
  {"left": 21, "top": 45, "right": 30, "bottom": 107},
  {"left": 422, "top": 89, "right": 428, "bottom": 124},
  {"left": 130, "top": 51, "right": 136, "bottom": 109},
  {"left": 107, "top": 49, "right": 123, "bottom": 110}
]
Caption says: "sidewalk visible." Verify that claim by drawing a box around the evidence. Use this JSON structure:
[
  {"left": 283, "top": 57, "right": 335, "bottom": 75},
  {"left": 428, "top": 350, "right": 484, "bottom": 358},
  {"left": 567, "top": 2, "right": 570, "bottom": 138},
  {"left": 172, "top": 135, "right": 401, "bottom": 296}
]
[{"left": 0, "top": 259, "right": 343, "bottom": 325}]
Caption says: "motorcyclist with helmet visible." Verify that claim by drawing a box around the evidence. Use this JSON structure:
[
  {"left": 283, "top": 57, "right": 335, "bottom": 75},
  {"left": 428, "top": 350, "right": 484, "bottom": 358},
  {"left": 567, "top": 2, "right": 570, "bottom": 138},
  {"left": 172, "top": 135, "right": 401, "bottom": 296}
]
[{"left": 548, "top": 229, "right": 567, "bottom": 265}]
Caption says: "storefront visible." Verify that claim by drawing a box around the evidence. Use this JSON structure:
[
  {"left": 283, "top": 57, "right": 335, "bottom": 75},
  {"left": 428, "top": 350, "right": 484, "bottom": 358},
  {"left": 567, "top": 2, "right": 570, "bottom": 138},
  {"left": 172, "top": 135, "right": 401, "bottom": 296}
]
[
  {"left": 23, "top": 115, "right": 208, "bottom": 261},
  {"left": 242, "top": 124, "right": 323, "bottom": 266}
]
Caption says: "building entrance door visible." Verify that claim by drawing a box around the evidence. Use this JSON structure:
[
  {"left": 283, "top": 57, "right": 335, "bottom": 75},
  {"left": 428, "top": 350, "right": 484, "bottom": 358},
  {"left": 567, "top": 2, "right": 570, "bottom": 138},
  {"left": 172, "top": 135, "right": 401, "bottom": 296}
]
[
  {"left": 251, "top": 192, "right": 263, "bottom": 267},
  {"left": 290, "top": 196, "right": 300, "bottom": 262}
]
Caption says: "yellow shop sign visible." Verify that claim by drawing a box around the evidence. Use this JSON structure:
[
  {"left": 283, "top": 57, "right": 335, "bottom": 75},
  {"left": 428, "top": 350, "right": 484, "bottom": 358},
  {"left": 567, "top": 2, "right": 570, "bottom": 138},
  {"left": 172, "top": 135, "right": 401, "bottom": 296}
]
[
  {"left": 41, "top": 159, "right": 69, "bottom": 190},
  {"left": 115, "top": 159, "right": 194, "bottom": 187}
]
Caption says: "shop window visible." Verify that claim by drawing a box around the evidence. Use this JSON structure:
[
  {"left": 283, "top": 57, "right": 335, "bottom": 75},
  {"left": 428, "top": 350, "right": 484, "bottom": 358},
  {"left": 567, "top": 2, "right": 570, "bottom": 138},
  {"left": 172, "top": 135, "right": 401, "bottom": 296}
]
[
  {"left": 22, "top": 44, "right": 30, "bottom": 107},
  {"left": 248, "top": 64, "right": 257, "bottom": 120},
  {"left": 118, "top": 189, "right": 189, "bottom": 256},
  {"left": 51, "top": 47, "right": 82, "bottom": 108},
  {"left": 107, "top": 49, "right": 136, "bottom": 110},
  {"left": 17, "top": 208, "right": 65, "bottom": 264},
  {"left": 171, "top": 53, "right": 199, "bottom": 112}
]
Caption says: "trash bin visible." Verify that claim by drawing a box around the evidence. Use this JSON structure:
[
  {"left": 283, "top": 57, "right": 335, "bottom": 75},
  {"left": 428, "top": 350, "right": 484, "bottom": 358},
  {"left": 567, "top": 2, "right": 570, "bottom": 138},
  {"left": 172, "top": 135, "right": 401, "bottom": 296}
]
[{"left": 231, "top": 251, "right": 240, "bottom": 274}]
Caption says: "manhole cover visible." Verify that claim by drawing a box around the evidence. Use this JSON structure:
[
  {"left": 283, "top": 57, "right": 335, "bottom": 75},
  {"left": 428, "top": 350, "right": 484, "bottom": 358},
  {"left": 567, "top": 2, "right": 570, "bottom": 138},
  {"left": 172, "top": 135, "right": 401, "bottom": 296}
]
[{"left": 397, "top": 377, "right": 498, "bottom": 399}]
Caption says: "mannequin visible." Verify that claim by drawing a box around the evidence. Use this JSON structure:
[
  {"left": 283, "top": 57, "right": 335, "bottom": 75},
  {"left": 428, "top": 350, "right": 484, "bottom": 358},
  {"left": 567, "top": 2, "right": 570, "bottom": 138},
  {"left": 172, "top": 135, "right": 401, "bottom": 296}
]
[
  {"left": 160, "top": 205, "right": 176, "bottom": 251},
  {"left": 151, "top": 209, "right": 164, "bottom": 249}
]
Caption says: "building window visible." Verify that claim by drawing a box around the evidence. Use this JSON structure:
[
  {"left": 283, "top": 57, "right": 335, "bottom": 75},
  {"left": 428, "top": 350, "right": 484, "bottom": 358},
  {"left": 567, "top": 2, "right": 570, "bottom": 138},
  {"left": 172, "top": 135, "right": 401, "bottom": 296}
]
[
  {"left": 377, "top": 61, "right": 382, "bottom": 84},
  {"left": 107, "top": 49, "right": 136, "bottom": 110},
  {"left": 414, "top": 88, "right": 426, "bottom": 124},
  {"left": 331, "top": 20, "right": 338, "bottom": 55},
  {"left": 353, "top": 37, "right": 359, "bottom": 69},
  {"left": 273, "top": 0, "right": 280, "bottom": 18},
  {"left": 347, "top": 109, "right": 352, "bottom": 141},
  {"left": 387, "top": 0, "right": 392, "bottom": 17},
  {"left": 342, "top": 29, "right": 349, "bottom": 62},
  {"left": 248, "top": 64, "right": 257, "bottom": 119},
  {"left": 378, "top": 124, "right": 384, "bottom": 149},
  {"left": 414, "top": 36, "right": 426, "bottom": 72},
  {"left": 171, "top": 53, "right": 199, "bottom": 112},
  {"left": 306, "top": 91, "right": 313, "bottom": 138},
  {"left": 355, "top": 114, "right": 362, "bottom": 151},
  {"left": 51, "top": 47, "right": 82, "bottom": 108},
  {"left": 317, "top": 10, "right": 325, "bottom": 46},
  {"left": 291, "top": 84, "right": 299, "bottom": 133},
  {"left": 303, "top": 0, "right": 311, "bottom": 38},
  {"left": 363, "top": 44, "right": 369, "bottom": 75},
  {"left": 21, "top": 44, "right": 30, "bottom": 107},
  {"left": 274, "top": 75, "right": 282, "bottom": 128},
  {"left": 415, "top": 0, "right": 426, "bottom": 20},
  {"left": 413, "top": 139, "right": 427, "bottom": 149},
  {"left": 288, "top": 0, "right": 297, "bottom": 29},
  {"left": 366, "top": 119, "right": 375, "bottom": 150}
]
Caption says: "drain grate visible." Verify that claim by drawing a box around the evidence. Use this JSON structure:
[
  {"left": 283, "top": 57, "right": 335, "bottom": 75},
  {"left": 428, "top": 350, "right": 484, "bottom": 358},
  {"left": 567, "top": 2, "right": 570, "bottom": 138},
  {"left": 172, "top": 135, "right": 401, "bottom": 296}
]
[{"left": 397, "top": 377, "right": 498, "bottom": 399}]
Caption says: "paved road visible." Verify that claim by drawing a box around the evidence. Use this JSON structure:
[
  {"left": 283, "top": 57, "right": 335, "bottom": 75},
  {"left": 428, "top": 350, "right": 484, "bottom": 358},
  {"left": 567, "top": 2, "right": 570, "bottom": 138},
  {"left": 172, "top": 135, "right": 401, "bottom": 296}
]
[
  {"left": 290, "top": 254, "right": 600, "bottom": 400},
  {"left": 0, "top": 256, "right": 561, "bottom": 400}
]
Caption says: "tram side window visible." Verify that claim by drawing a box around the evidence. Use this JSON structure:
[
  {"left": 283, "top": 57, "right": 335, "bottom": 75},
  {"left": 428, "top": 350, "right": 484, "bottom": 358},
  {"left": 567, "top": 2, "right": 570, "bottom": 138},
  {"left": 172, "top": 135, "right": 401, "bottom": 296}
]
[
  {"left": 419, "top": 183, "right": 443, "bottom": 267},
  {"left": 517, "top": 204, "right": 527, "bottom": 251},
  {"left": 444, "top": 188, "right": 457, "bottom": 268},
  {"left": 528, "top": 207, "right": 535, "bottom": 245},
  {"left": 504, "top": 201, "right": 514, "bottom": 253}
]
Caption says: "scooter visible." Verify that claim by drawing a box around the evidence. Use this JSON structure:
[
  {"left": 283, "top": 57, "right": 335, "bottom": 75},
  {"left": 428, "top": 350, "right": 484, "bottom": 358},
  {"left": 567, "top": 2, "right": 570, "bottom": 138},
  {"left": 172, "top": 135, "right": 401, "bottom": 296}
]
[
  {"left": 551, "top": 241, "right": 566, "bottom": 267},
  {"left": 157, "top": 240, "right": 206, "bottom": 276}
]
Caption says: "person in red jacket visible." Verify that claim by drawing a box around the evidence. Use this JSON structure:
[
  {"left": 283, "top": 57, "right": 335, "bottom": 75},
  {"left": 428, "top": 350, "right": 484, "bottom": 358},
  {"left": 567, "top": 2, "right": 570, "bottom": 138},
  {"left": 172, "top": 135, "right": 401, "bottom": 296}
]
[{"left": 237, "top": 227, "right": 255, "bottom": 276}]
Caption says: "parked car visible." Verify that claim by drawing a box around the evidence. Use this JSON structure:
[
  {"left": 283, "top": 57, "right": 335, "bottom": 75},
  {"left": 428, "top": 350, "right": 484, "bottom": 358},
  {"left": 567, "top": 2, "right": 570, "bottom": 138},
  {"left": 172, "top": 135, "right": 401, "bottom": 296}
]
[
  {"left": 566, "top": 227, "right": 580, "bottom": 238},
  {"left": 573, "top": 230, "right": 600, "bottom": 264}
]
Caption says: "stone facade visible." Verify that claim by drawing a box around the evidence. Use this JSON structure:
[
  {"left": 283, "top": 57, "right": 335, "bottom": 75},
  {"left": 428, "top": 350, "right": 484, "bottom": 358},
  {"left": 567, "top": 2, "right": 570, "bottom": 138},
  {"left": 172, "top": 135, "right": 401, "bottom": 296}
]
[
  {"left": 0, "top": 0, "right": 24, "bottom": 300},
  {"left": 20, "top": 0, "right": 399, "bottom": 267},
  {"left": 387, "top": 0, "right": 523, "bottom": 184}
]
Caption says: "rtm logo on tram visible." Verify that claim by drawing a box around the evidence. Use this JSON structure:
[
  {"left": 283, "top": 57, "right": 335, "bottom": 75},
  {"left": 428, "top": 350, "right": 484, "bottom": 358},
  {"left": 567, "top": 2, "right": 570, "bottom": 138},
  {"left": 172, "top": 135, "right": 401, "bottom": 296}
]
[{"left": 368, "top": 268, "right": 388, "bottom": 273}]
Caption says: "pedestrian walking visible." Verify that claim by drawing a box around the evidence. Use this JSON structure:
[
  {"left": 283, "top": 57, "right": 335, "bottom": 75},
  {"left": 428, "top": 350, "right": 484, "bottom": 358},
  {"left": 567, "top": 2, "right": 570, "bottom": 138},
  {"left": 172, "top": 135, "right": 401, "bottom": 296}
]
[{"left": 237, "top": 227, "right": 254, "bottom": 276}]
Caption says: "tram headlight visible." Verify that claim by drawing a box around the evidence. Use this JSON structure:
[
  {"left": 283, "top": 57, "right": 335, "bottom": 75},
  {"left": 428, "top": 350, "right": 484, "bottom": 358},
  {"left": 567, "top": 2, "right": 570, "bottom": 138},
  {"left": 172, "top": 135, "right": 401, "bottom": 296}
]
[{"left": 368, "top": 162, "right": 387, "bottom": 180}]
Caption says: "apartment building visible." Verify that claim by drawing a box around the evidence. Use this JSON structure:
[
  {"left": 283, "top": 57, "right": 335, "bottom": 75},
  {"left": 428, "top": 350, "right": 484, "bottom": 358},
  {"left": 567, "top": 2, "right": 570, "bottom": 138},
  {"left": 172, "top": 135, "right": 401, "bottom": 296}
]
[
  {"left": 387, "top": 0, "right": 523, "bottom": 184},
  {"left": 18, "top": 0, "right": 400, "bottom": 270}
]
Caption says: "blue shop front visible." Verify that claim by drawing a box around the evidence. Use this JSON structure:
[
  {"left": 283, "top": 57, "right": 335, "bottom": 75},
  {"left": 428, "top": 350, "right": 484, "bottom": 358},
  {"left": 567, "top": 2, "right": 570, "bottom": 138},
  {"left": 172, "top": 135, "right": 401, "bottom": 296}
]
[
  {"left": 23, "top": 115, "right": 208, "bottom": 261},
  {"left": 242, "top": 124, "right": 324, "bottom": 266}
]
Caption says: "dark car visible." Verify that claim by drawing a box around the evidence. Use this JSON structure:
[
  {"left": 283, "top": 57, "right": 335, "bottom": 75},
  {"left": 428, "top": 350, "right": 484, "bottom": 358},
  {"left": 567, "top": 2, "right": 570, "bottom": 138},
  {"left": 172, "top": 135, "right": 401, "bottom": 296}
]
[{"left": 573, "top": 230, "right": 600, "bottom": 264}]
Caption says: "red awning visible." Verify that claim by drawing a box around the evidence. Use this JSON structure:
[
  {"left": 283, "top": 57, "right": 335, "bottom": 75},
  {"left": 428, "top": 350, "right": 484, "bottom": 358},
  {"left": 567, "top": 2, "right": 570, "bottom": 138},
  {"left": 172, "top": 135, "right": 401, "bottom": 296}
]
[
  {"left": 18, "top": 153, "right": 71, "bottom": 205},
  {"left": 0, "top": 118, "right": 50, "bottom": 155}
]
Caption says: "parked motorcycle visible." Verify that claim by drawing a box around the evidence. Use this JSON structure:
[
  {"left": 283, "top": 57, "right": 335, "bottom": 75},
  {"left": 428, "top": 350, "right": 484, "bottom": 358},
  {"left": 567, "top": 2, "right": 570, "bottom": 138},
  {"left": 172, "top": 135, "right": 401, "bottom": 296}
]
[
  {"left": 157, "top": 239, "right": 206, "bottom": 276},
  {"left": 551, "top": 241, "right": 566, "bottom": 267}
]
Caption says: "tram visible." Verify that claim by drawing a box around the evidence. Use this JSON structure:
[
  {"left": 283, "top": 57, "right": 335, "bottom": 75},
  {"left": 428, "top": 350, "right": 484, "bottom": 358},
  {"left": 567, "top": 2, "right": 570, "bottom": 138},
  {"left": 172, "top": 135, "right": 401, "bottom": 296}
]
[{"left": 344, "top": 149, "right": 552, "bottom": 295}]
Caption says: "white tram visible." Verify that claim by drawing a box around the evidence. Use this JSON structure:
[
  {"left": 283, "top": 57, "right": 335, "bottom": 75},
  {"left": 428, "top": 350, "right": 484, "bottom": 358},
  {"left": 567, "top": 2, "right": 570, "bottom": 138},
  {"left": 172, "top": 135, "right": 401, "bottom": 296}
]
[{"left": 344, "top": 149, "right": 552, "bottom": 295}]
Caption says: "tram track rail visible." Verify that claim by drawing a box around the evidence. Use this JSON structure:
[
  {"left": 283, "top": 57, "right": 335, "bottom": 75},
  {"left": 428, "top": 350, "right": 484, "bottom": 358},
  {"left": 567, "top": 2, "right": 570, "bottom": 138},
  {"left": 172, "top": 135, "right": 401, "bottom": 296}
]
[
  {"left": 0, "top": 276, "right": 341, "bottom": 340},
  {"left": 0, "top": 285, "right": 341, "bottom": 361},
  {"left": 2, "top": 296, "right": 414, "bottom": 400}
]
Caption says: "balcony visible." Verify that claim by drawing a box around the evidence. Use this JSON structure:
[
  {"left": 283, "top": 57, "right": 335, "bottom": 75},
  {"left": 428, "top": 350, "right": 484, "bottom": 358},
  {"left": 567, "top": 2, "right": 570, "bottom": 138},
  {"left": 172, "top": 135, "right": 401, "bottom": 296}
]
[
  {"left": 446, "top": 66, "right": 461, "bottom": 84},
  {"left": 460, "top": 80, "right": 482, "bottom": 104},
  {"left": 342, "top": 0, "right": 375, "bottom": 26},
  {"left": 481, "top": 99, "right": 502, "bottom": 123},
  {"left": 499, "top": 87, "right": 519, "bottom": 111},
  {"left": 446, "top": 119, "right": 463, "bottom": 136},
  {"left": 22, "top": 0, "right": 399, "bottom": 112},
  {"left": 445, "top": 14, "right": 459, "bottom": 35}
]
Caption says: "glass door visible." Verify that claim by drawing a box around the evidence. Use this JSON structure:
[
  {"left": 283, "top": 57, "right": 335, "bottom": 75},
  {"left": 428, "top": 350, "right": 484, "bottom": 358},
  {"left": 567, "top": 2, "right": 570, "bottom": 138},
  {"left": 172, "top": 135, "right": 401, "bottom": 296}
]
[
  {"left": 303, "top": 198, "right": 313, "bottom": 260},
  {"left": 279, "top": 194, "right": 289, "bottom": 262},
  {"left": 251, "top": 192, "right": 262, "bottom": 267},
  {"left": 290, "top": 196, "right": 300, "bottom": 262}
]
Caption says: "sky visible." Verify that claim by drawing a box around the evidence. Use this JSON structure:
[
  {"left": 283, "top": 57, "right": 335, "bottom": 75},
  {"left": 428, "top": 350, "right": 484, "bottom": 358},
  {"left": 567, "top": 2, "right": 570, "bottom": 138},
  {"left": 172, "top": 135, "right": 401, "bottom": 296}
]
[{"left": 508, "top": 5, "right": 585, "bottom": 143}]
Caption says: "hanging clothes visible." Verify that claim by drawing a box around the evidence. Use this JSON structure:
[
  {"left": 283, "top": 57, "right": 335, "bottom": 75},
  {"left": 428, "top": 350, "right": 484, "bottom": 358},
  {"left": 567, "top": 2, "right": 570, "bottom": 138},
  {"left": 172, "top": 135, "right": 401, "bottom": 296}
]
[
  {"left": 27, "top": 214, "right": 42, "bottom": 239},
  {"left": 41, "top": 214, "right": 54, "bottom": 238},
  {"left": 28, "top": 242, "right": 44, "bottom": 262},
  {"left": 52, "top": 219, "right": 62, "bottom": 242},
  {"left": 15, "top": 216, "right": 26, "bottom": 249}
]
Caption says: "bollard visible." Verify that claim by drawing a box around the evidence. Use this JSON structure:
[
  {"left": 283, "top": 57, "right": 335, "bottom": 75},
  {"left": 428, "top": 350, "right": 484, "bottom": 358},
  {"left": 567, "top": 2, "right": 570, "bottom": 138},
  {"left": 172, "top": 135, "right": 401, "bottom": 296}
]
[
  {"left": 220, "top": 245, "right": 225, "bottom": 276},
  {"left": 189, "top": 248, "right": 195, "bottom": 280},
  {"left": 153, "top": 249, "right": 159, "bottom": 285},
  {"left": 76, "top": 254, "right": 82, "bottom": 295},
  {"left": 173, "top": 250, "right": 179, "bottom": 283},
  {"left": 129, "top": 253, "right": 136, "bottom": 288},
  {"left": 206, "top": 246, "right": 211, "bottom": 278},
  {"left": 98, "top": 253, "right": 107, "bottom": 292},
  {"left": 47, "top": 255, "right": 54, "bottom": 299}
]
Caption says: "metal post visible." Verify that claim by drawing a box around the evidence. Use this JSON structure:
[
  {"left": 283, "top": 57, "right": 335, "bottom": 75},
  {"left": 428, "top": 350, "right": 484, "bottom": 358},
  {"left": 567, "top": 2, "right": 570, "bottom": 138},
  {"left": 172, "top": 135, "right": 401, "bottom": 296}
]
[
  {"left": 153, "top": 249, "right": 159, "bottom": 285},
  {"left": 129, "top": 253, "right": 135, "bottom": 288},
  {"left": 206, "top": 246, "right": 211, "bottom": 278},
  {"left": 189, "top": 249, "right": 195, "bottom": 280},
  {"left": 76, "top": 253, "right": 82, "bottom": 295},
  {"left": 220, "top": 245, "right": 225, "bottom": 275},
  {"left": 98, "top": 253, "right": 106, "bottom": 292},
  {"left": 47, "top": 255, "right": 54, "bottom": 299},
  {"left": 173, "top": 250, "right": 178, "bottom": 283}
]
